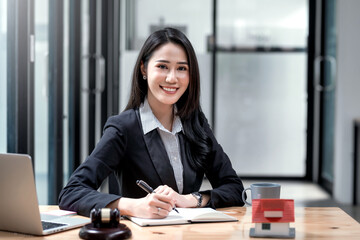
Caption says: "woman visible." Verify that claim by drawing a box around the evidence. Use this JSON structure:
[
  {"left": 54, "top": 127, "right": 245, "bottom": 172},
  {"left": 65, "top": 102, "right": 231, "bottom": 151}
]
[{"left": 59, "top": 27, "right": 245, "bottom": 218}]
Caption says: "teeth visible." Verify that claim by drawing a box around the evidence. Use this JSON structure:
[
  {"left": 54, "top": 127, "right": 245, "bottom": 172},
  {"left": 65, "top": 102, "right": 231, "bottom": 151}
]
[{"left": 163, "top": 87, "right": 176, "bottom": 92}]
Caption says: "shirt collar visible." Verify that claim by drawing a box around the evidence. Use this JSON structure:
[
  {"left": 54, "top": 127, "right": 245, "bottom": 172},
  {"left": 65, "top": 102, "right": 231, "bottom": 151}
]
[{"left": 139, "top": 98, "right": 183, "bottom": 135}]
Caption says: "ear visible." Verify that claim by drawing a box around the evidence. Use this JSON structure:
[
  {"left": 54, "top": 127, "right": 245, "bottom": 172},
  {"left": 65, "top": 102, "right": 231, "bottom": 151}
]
[{"left": 140, "top": 61, "right": 146, "bottom": 76}]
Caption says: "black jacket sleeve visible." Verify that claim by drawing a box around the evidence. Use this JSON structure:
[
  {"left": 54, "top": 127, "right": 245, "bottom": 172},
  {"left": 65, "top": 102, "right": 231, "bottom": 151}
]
[
  {"left": 58, "top": 125, "right": 126, "bottom": 216},
  {"left": 200, "top": 122, "right": 246, "bottom": 208}
]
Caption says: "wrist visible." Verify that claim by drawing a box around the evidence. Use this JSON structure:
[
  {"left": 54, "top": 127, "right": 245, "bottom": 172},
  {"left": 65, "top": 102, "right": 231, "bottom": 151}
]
[
  {"left": 179, "top": 194, "right": 198, "bottom": 208},
  {"left": 117, "top": 197, "right": 134, "bottom": 216}
]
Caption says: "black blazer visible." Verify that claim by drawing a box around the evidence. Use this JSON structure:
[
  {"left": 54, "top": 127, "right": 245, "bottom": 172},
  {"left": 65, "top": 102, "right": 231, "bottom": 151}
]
[{"left": 59, "top": 109, "right": 245, "bottom": 216}]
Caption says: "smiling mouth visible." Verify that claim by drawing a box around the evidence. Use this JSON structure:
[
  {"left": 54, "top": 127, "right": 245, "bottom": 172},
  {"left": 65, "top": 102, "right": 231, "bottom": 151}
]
[{"left": 161, "top": 86, "right": 177, "bottom": 92}]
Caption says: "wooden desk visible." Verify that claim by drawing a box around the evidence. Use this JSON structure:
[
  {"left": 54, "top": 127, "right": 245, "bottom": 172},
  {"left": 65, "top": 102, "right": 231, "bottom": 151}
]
[{"left": 0, "top": 206, "right": 359, "bottom": 239}]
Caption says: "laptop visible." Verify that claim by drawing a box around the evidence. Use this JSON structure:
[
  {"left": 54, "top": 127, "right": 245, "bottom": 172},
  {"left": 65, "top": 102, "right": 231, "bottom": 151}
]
[{"left": 0, "top": 153, "right": 90, "bottom": 235}]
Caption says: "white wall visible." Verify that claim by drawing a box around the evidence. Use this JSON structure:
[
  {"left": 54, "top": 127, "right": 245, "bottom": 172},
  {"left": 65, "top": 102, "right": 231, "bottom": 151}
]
[{"left": 334, "top": 0, "right": 360, "bottom": 204}]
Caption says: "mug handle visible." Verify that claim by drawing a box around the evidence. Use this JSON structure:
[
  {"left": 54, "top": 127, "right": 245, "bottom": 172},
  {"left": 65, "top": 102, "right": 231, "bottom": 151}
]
[{"left": 242, "top": 187, "right": 252, "bottom": 206}]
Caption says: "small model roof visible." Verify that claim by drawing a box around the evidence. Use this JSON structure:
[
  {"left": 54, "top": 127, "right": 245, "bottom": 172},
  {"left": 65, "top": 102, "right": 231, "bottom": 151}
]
[{"left": 252, "top": 199, "right": 295, "bottom": 223}]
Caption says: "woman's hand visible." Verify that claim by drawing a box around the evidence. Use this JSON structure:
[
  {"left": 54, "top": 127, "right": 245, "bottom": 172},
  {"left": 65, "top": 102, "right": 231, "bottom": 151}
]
[
  {"left": 154, "top": 185, "right": 199, "bottom": 208},
  {"left": 108, "top": 186, "right": 210, "bottom": 218},
  {"left": 116, "top": 194, "right": 175, "bottom": 219}
]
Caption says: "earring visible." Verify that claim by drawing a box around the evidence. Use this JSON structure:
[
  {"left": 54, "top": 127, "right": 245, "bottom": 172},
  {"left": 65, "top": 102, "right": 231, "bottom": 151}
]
[{"left": 143, "top": 75, "right": 147, "bottom": 80}]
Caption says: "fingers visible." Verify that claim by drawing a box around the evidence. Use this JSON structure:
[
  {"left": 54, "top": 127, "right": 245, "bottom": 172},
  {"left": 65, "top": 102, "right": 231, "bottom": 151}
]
[
  {"left": 155, "top": 185, "right": 177, "bottom": 198},
  {"left": 153, "top": 186, "right": 194, "bottom": 208},
  {"left": 139, "top": 196, "right": 171, "bottom": 219},
  {"left": 155, "top": 185, "right": 180, "bottom": 206},
  {"left": 147, "top": 193, "right": 175, "bottom": 212},
  {"left": 136, "top": 186, "right": 179, "bottom": 219},
  {"left": 154, "top": 185, "right": 170, "bottom": 194},
  {"left": 153, "top": 207, "right": 167, "bottom": 218}
]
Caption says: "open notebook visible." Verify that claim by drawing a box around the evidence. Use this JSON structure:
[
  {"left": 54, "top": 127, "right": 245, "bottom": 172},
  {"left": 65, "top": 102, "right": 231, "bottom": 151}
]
[{"left": 127, "top": 208, "right": 238, "bottom": 227}]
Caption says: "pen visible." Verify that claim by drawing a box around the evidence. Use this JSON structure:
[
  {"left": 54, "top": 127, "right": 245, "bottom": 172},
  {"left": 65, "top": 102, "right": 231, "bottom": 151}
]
[{"left": 136, "top": 180, "right": 179, "bottom": 213}]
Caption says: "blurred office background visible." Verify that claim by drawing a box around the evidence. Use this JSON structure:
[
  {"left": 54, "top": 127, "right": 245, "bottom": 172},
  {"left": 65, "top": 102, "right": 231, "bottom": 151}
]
[{"left": 1, "top": 0, "right": 360, "bottom": 220}]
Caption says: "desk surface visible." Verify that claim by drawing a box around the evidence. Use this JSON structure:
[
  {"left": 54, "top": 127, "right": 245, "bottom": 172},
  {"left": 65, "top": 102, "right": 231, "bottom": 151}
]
[{"left": 0, "top": 206, "right": 359, "bottom": 239}]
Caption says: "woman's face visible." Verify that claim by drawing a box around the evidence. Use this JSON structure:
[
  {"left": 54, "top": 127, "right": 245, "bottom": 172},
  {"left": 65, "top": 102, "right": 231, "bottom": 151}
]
[{"left": 142, "top": 42, "right": 189, "bottom": 111}]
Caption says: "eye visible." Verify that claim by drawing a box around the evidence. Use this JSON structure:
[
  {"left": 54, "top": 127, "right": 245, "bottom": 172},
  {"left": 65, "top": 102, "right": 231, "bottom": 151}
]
[
  {"left": 157, "top": 64, "right": 167, "bottom": 69},
  {"left": 178, "top": 66, "right": 188, "bottom": 71}
]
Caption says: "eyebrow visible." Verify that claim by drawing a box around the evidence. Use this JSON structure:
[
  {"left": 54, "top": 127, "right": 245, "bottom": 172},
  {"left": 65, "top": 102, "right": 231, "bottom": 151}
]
[{"left": 155, "top": 60, "right": 188, "bottom": 65}]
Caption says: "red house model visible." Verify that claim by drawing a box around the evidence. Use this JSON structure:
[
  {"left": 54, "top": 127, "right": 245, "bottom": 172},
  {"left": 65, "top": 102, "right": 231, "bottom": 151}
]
[{"left": 250, "top": 199, "right": 295, "bottom": 238}]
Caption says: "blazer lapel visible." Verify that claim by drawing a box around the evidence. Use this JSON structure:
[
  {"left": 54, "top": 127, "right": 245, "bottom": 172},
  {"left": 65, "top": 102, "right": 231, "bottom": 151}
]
[{"left": 142, "top": 128, "right": 179, "bottom": 192}]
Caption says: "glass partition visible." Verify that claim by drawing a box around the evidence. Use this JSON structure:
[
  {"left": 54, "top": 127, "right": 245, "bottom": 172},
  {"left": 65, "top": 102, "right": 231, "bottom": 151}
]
[
  {"left": 63, "top": 0, "right": 70, "bottom": 185},
  {"left": 319, "top": 0, "right": 336, "bottom": 192},
  {"left": 80, "top": 0, "right": 90, "bottom": 164},
  {"left": 129, "top": 0, "right": 212, "bottom": 53},
  {"left": 34, "top": 0, "right": 49, "bottom": 204},
  {"left": 0, "top": 0, "right": 7, "bottom": 153},
  {"left": 215, "top": 0, "right": 308, "bottom": 176},
  {"left": 217, "top": 0, "right": 308, "bottom": 49},
  {"left": 215, "top": 53, "right": 307, "bottom": 176}
]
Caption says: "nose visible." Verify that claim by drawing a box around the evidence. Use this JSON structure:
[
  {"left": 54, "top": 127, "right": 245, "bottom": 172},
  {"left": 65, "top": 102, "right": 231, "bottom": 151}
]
[{"left": 165, "top": 69, "right": 177, "bottom": 83}]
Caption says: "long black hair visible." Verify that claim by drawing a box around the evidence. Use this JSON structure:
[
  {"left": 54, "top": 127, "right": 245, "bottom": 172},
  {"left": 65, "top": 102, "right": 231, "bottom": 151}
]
[{"left": 125, "top": 27, "right": 211, "bottom": 171}]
